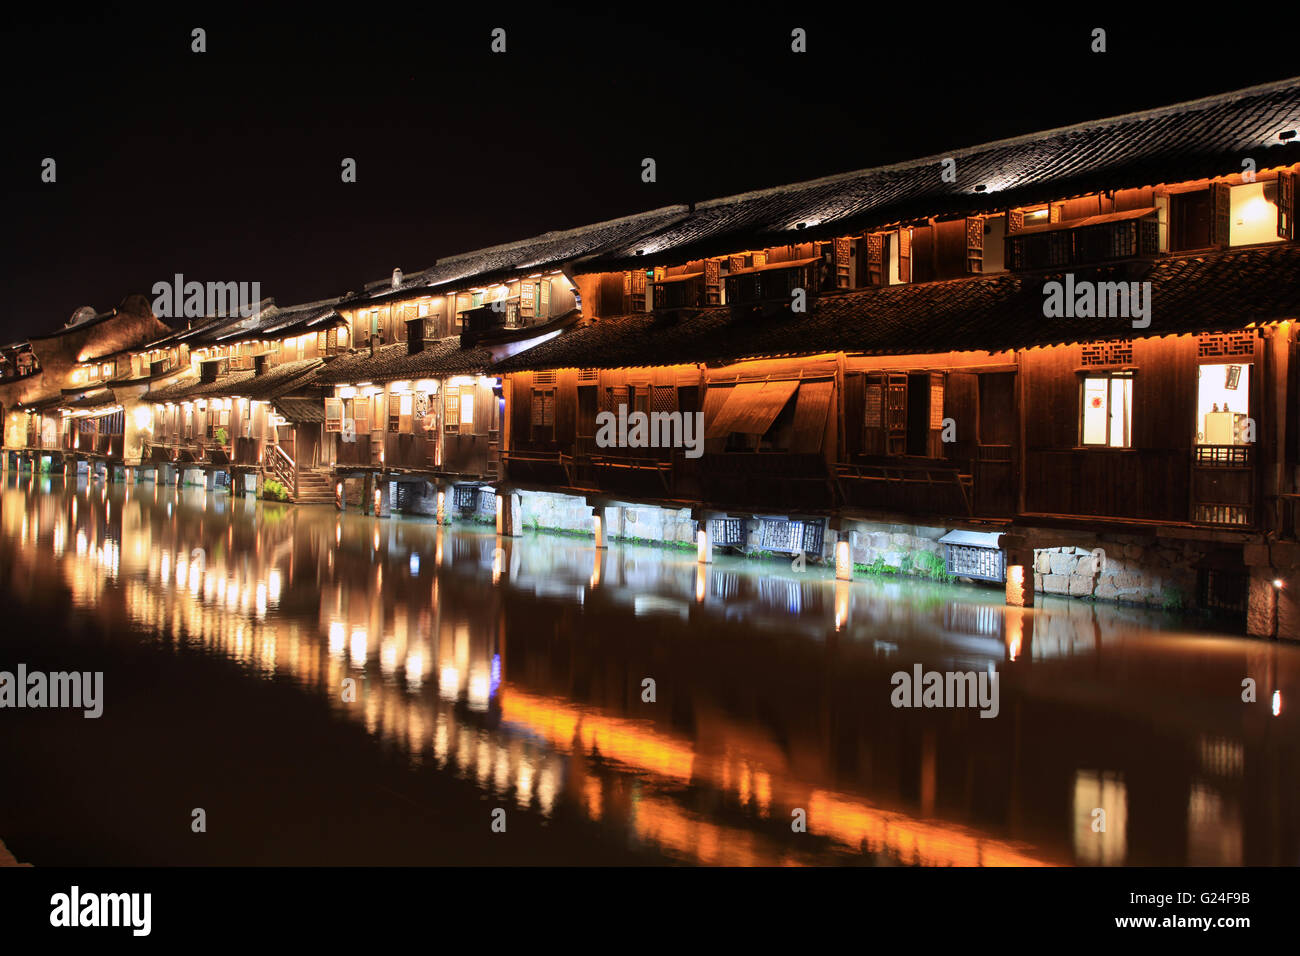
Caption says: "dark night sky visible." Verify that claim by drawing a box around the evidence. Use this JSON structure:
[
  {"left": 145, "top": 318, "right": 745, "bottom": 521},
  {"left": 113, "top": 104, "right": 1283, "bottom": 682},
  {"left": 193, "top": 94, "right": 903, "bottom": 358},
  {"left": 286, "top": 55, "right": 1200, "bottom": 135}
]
[{"left": 1, "top": 5, "right": 1295, "bottom": 342}]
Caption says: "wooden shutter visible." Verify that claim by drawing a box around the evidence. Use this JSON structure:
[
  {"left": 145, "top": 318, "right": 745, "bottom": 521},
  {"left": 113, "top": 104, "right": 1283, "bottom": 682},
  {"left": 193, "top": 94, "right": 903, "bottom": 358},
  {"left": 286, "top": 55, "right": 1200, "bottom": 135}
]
[
  {"left": 386, "top": 393, "right": 400, "bottom": 431},
  {"left": 539, "top": 278, "right": 550, "bottom": 316},
  {"left": 897, "top": 229, "right": 911, "bottom": 283},
  {"left": 444, "top": 387, "right": 460, "bottom": 433},
  {"left": 863, "top": 373, "right": 886, "bottom": 454},
  {"left": 352, "top": 397, "right": 370, "bottom": 433},
  {"left": 325, "top": 399, "right": 342, "bottom": 433},
  {"left": 833, "top": 237, "right": 851, "bottom": 288},
  {"left": 885, "top": 374, "right": 908, "bottom": 456},
  {"left": 927, "top": 371, "right": 946, "bottom": 457},
  {"left": 1279, "top": 171, "right": 1296, "bottom": 240},
  {"left": 704, "top": 258, "right": 721, "bottom": 304},
  {"left": 652, "top": 385, "right": 675, "bottom": 414},
  {"left": 966, "top": 218, "right": 984, "bottom": 273},
  {"left": 865, "top": 234, "right": 884, "bottom": 286},
  {"left": 1211, "top": 182, "right": 1232, "bottom": 247}
]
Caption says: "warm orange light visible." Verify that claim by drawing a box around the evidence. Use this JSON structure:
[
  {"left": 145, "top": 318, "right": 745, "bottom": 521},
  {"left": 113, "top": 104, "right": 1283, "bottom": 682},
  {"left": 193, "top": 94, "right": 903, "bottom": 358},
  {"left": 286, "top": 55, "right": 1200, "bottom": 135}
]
[{"left": 835, "top": 540, "right": 852, "bottom": 581}]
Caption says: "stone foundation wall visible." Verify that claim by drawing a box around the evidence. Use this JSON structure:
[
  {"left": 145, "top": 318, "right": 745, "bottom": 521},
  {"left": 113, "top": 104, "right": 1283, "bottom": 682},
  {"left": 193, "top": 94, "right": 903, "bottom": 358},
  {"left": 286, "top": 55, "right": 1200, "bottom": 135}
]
[
  {"left": 1032, "top": 535, "right": 1214, "bottom": 609},
  {"left": 841, "top": 524, "right": 948, "bottom": 576}
]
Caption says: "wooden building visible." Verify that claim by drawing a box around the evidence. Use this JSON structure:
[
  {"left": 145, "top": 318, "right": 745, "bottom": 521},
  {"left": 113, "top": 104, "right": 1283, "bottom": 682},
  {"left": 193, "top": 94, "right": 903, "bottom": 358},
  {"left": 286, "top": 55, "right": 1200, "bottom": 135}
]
[
  {"left": 492, "top": 77, "right": 1300, "bottom": 636},
  {"left": 138, "top": 299, "right": 347, "bottom": 500},
  {"left": 0, "top": 295, "right": 171, "bottom": 471}
]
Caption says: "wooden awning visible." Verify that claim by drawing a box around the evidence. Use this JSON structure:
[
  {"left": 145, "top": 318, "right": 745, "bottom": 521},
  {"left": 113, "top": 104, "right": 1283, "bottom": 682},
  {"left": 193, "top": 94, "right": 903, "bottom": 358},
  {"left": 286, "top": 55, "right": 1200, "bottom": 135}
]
[
  {"left": 1013, "top": 206, "right": 1157, "bottom": 237},
  {"left": 788, "top": 379, "right": 834, "bottom": 453},
  {"left": 705, "top": 379, "right": 799, "bottom": 438},
  {"left": 725, "top": 256, "right": 821, "bottom": 278}
]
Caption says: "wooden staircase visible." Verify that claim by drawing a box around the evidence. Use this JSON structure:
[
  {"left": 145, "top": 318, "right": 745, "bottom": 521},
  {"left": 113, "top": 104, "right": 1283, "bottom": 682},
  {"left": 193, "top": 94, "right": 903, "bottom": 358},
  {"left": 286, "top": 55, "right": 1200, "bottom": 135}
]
[
  {"left": 264, "top": 443, "right": 335, "bottom": 504},
  {"left": 293, "top": 470, "right": 336, "bottom": 504}
]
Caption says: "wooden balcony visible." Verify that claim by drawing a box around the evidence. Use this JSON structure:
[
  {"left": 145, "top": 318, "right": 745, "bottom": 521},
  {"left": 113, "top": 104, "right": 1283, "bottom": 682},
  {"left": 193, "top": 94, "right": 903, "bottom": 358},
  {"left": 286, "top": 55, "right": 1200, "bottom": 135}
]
[
  {"left": 1191, "top": 444, "right": 1255, "bottom": 527},
  {"left": 835, "top": 459, "right": 973, "bottom": 518},
  {"left": 383, "top": 432, "right": 437, "bottom": 471},
  {"left": 335, "top": 435, "right": 374, "bottom": 468},
  {"left": 442, "top": 431, "right": 496, "bottom": 479},
  {"left": 703, "top": 452, "right": 834, "bottom": 511}
]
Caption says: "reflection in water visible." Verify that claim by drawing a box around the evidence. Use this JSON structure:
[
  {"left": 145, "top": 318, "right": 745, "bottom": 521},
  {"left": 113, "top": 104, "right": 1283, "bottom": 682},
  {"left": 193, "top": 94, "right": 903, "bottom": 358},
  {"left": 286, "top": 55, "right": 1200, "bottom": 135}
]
[{"left": 3, "top": 473, "right": 1299, "bottom": 866}]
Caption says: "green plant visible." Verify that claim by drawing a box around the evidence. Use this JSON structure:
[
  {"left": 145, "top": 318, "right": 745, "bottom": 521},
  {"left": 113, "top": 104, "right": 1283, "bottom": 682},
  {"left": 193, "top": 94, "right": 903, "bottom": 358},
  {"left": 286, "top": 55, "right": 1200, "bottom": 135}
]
[
  {"left": 213, "top": 426, "right": 228, "bottom": 446},
  {"left": 1161, "top": 588, "right": 1185, "bottom": 611},
  {"left": 263, "top": 478, "right": 289, "bottom": 501},
  {"left": 912, "top": 550, "right": 955, "bottom": 583}
]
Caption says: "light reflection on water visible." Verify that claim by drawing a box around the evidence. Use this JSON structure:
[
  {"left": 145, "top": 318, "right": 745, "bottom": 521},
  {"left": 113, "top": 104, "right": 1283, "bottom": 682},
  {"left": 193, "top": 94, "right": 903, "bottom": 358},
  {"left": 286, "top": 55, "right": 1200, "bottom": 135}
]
[{"left": 3, "top": 472, "right": 1299, "bottom": 866}]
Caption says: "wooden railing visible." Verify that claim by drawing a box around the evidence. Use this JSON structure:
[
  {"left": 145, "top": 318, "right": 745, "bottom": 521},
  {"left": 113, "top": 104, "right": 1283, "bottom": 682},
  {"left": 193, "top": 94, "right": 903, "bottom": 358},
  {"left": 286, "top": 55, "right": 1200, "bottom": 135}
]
[
  {"left": 266, "top": 443, "right": 297, "bottom": 499},
  {"left": 835, "top": 460, "right": 974, "bottom": 517}
]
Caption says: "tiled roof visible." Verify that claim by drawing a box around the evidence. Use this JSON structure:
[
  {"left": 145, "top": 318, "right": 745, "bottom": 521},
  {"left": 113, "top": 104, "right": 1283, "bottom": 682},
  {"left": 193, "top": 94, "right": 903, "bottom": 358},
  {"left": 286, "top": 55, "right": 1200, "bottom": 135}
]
[
  {"left": 273, "top": 398, "right": 325, "bottom": 423},
  {"left": 583, "top": 77, "right": 1300, "bottom": 270},
  {"left": 312, "top": 337, "right": 496, "bottom": 384},
  {"left": 212, "top": 301, "right": 343, "bottom": 343},
  {"left": 134, "top": 300, "right": 344, "bottom": 353},
  {"left": 142, "top": 358, "right": 323, "bottom": 402},
  {"left": 494, "top": 244, "right": 1300, "bottom": 370},
  {"left": 347, "top": 206, "right": 692, "bottom": 304},
  {"left": 342, "top": 79, "right": 1300, "bottom": 302}
]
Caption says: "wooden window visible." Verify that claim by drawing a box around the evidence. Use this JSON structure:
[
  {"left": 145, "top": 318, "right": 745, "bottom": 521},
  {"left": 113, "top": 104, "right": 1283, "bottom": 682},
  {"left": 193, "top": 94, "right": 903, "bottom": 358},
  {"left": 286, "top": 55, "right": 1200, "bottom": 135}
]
[
  {"left": 1196, "top": 363, "right": 1251, "bottom": 448},
  {"left": 1080, "top": 372, "right": 1133, "bottom": 448},
  {"left": 652, "top": 385, "right": 675, "bottom": 414},
  {"left": 1211, "top": 182, "right": 1232, "bottom": 247},
  {"left": 460, "top": 387, "right": 476, "bottom": 430},
  {"left": 325, "top": 398, "right": 343, "bottom": 433},
  {"left": 966, "top": 217, "right": 984, "bottom": 273},
  {"left": 387, "top": 393, "right": 401, "bottom": 432},
  {"left": 531, "top": 388, "right": 555, "bottom": 441},
  {"left": 833, "top": 237, "right": 852, "bottom": 288},
  {"left": 897, "top": 228, "right": 911, "bottom": 283},
  {"left": 1170, "top": 189, "right": 1213, "bottom": 251},
  {"left": 445, "top": 387, "right": 460, "bottom": 434},
  {"left": 863, "top": 374, "right": 885, "bottom": 454},
  {"left": 864, "top": 234, "right": 884, "bottom": 286},
  {"left": 352, "top": 397, "right": 370, "bottom": 434},
  {"left": 885, "top": 374, "right": 907, "bottom": 455}
]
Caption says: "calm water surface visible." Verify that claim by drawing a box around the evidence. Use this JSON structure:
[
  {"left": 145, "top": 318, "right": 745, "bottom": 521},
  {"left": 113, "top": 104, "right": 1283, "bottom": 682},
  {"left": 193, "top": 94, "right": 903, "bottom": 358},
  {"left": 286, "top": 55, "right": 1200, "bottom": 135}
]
[{"left": 1, "top": 474, "right": 1297, "bottom": 866}]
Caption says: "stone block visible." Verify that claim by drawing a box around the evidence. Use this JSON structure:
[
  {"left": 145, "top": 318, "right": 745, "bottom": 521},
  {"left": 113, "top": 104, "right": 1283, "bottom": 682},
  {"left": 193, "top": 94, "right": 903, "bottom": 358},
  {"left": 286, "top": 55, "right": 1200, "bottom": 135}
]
[{"left": 1042, "top": 574, "right": 1069, "bottom": 595}]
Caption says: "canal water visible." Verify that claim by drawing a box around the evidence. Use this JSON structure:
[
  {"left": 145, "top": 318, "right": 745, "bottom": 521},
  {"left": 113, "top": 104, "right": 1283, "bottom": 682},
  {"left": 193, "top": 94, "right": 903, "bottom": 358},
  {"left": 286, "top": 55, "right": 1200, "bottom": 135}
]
[{"left": 0, "top": 473, "right": 1296, "bottom": 866}]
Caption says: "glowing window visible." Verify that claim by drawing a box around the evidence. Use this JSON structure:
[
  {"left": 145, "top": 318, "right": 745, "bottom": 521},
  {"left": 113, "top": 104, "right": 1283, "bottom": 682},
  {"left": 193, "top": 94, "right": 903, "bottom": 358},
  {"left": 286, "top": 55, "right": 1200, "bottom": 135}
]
[{"left": 1081, "top": 373, "right": 1132, "bottom": 448}]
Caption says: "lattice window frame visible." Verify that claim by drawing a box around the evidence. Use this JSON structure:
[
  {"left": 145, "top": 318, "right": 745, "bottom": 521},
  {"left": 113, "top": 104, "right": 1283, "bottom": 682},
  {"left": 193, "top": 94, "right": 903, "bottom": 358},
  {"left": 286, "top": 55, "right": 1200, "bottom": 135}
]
[
  {"left": 1080, "top": 340, "right": 1134, "bottom": 367},
  {"left": 1197, "top": 332, "right": 1255, "bottom": 359}
]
